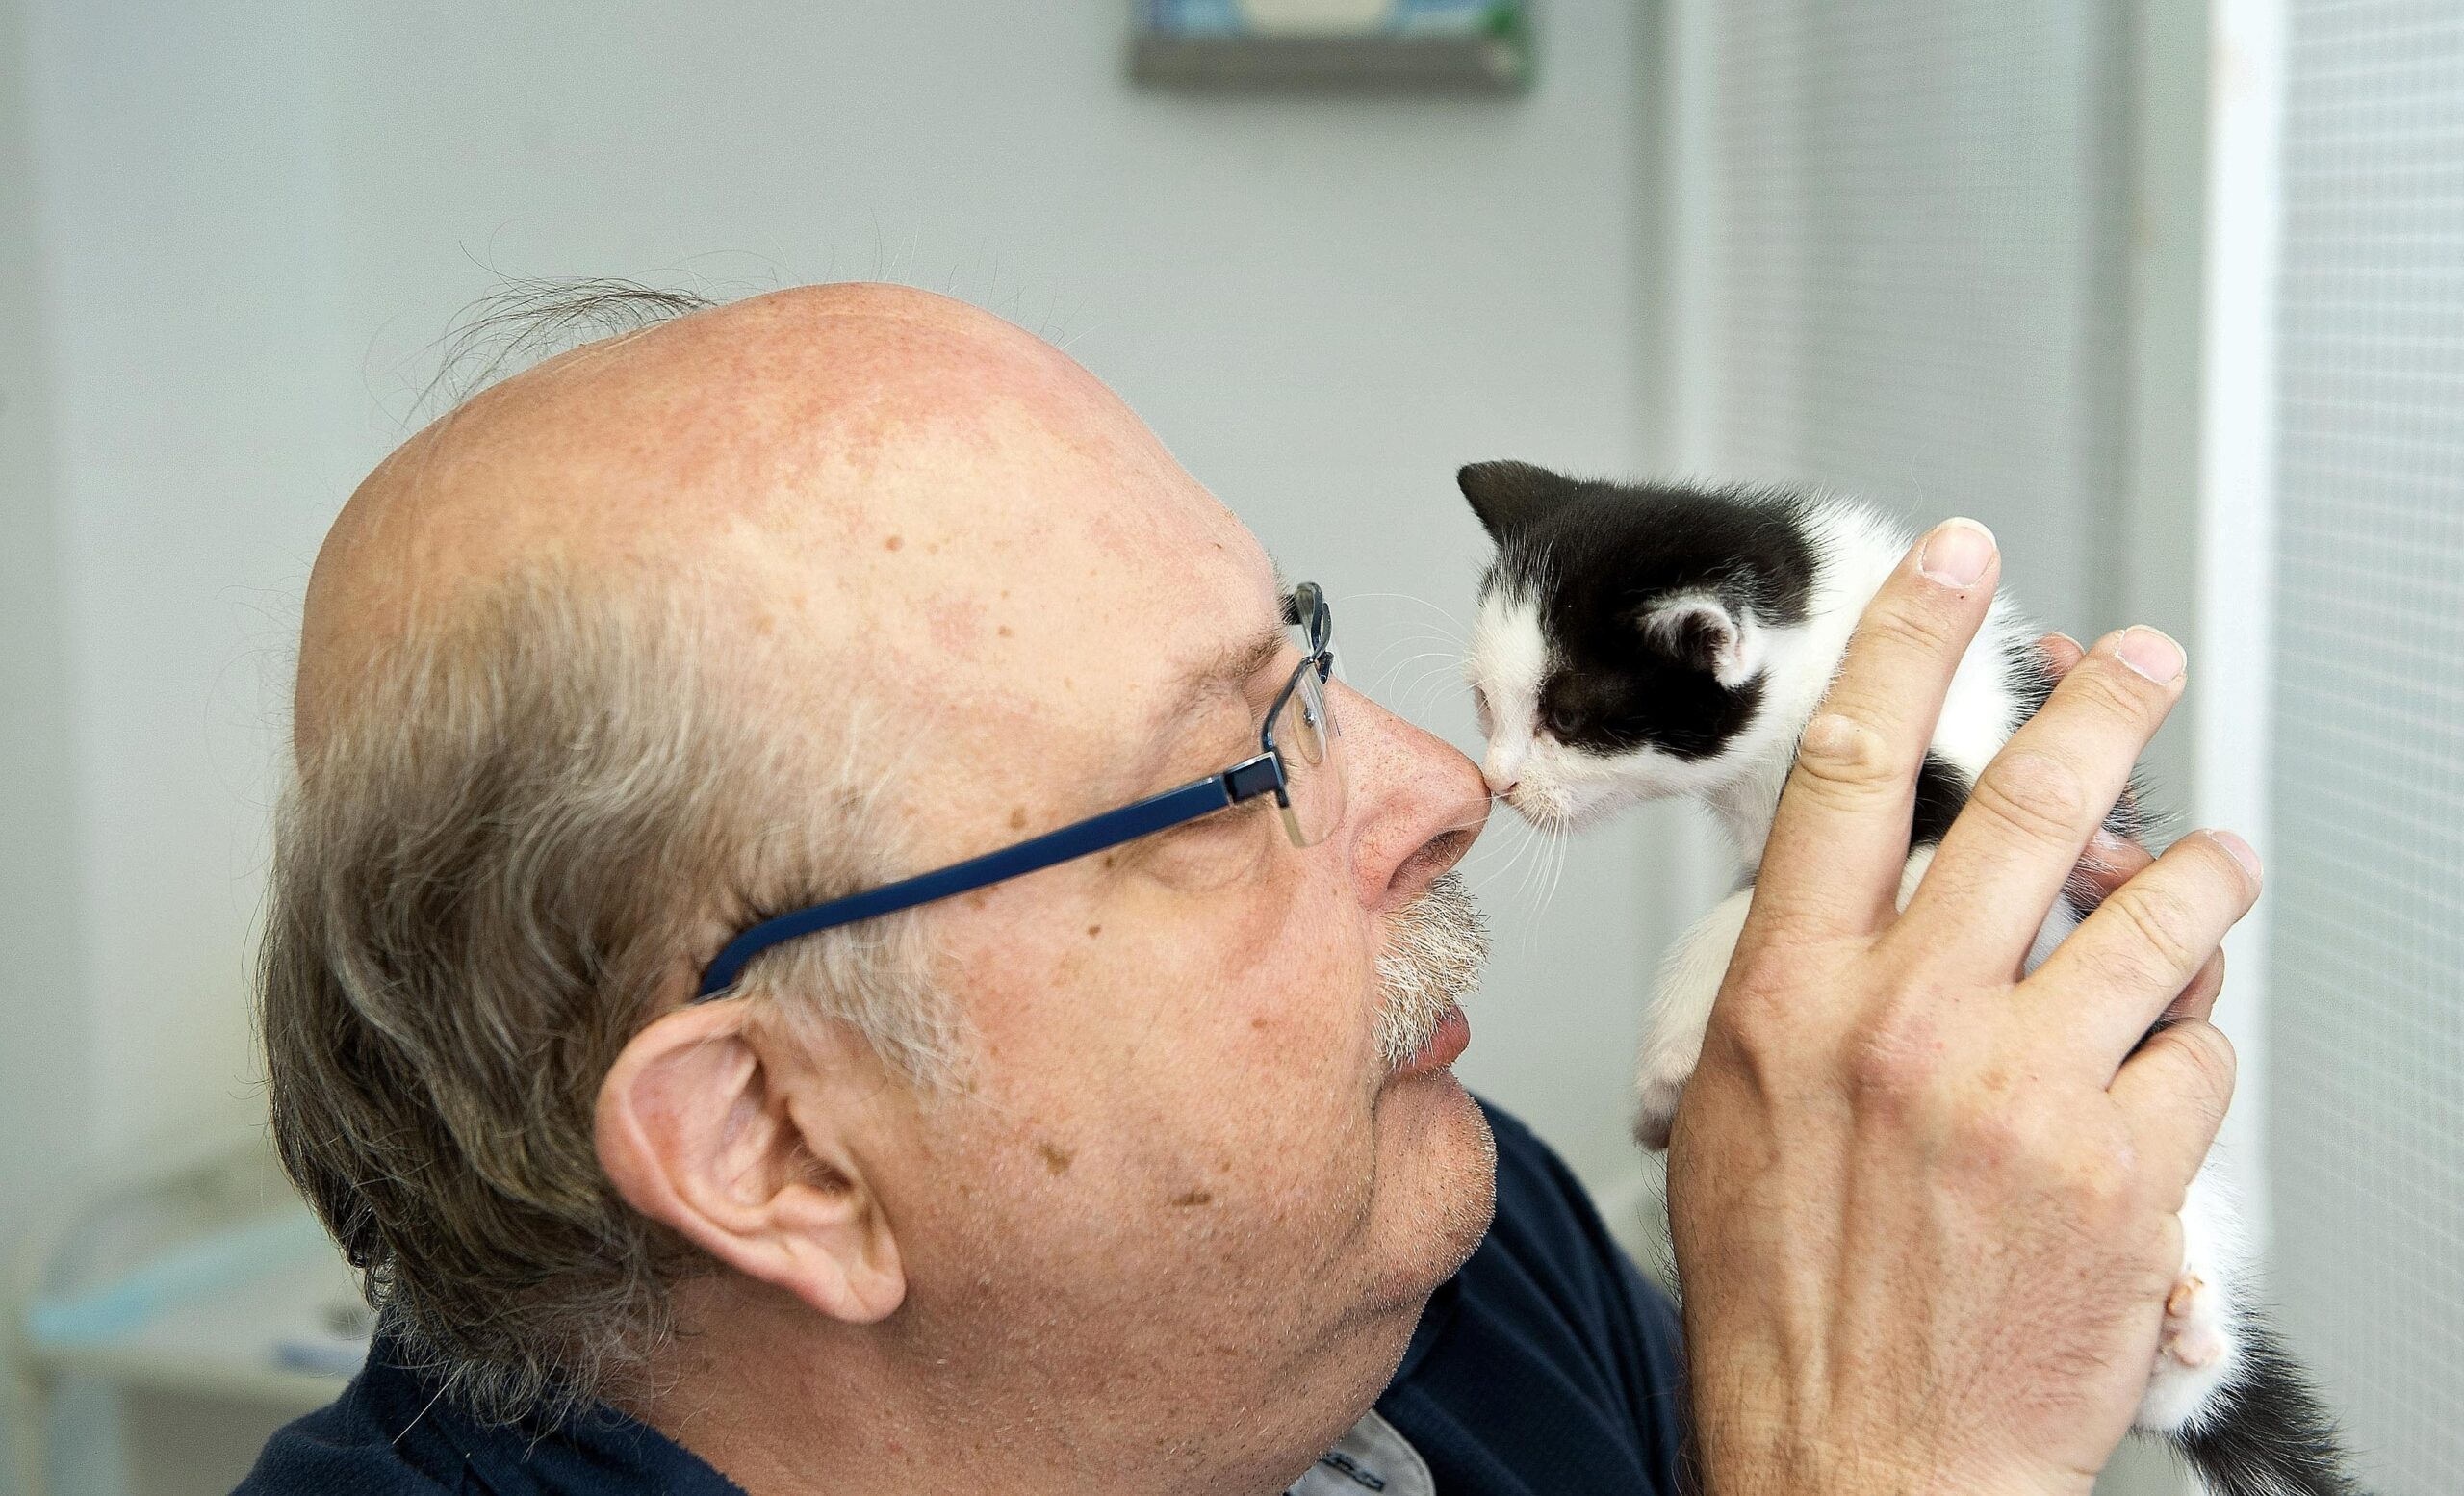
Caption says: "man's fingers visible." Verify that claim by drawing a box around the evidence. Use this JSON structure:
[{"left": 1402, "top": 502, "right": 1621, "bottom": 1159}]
[
  {"left": 1900, "top": 628, "right": 2186, "bottom": 973},
  {"left": 2026, "top": 831, "right": 2262, "bottom": 1068},
  {"left": 2065, "top": 830, "right": 2154, "bottom": 915},
  {"left": 2164, "top": 951, "right": 2227, "bottom": 1026},
  {"left": 2038, "top": 632, "right": 2086, "bottom": 676},
  {"left": 1754, "top": 520, "right": 2000, "bottom": 941},
  {"left": 2110, "top": 1019, "right": 2238, "bottom": 1192}
]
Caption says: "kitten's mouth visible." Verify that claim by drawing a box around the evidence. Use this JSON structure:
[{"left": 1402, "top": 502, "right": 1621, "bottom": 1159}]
[{"left": 1502, "top": 785, "right": 1601, "bottom": 832}]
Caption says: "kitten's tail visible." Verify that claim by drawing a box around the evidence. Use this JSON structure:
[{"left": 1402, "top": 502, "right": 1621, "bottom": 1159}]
[{"left": 2172, "top": 1311, "right": 2368, "bottom": 1496}]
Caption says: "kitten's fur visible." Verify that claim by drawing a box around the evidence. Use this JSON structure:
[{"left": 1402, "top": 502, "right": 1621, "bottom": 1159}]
[{"left": 1458, "top": 460, "right": 2362, "bottom": 1496}]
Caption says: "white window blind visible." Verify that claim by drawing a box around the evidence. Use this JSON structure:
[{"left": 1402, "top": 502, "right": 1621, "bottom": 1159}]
[
  {"left": 2268, "top": 5, "right": 2464, "bottom": 1490},
  {"left": 1671, "top": 0, "right": 2129, "bottom": 628}
]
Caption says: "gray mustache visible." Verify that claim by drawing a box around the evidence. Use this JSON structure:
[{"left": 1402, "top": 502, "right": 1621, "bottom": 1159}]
[{"left": 1374, "top": 870, "right": 1490, "bottom": 1066}]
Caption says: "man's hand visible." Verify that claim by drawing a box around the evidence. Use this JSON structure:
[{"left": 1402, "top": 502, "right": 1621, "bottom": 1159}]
[{"left": 1668, "top": 520, "right": 2258, "bottom": 1496}]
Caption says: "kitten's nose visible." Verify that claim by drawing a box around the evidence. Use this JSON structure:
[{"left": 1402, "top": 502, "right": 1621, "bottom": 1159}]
[{"left": 1482, "top": 742, "right": 1527, "bottom": 800}]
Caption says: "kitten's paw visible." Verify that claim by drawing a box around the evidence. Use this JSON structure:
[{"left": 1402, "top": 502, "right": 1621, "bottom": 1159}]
[
  {"left": 1635, "top": 1070, "right": 1695, "bottom": 1153},
  {"left": 1632, "top": 1053, "right": 1696, "bottom": 1151},
  {"left": 2137, "top": 1269, "right": 2238, "bottom": 1431}
]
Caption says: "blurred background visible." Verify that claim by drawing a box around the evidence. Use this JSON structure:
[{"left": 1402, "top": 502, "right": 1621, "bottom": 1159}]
[{"left": 1, "top": 2, "right": 2456, "bottom": 1493}]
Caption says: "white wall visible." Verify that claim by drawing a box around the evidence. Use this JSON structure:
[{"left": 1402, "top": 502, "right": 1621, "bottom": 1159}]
[
  {"left": 0, "top": 0, "right": 89, "bottom": 1243},
  {"left": 8, "top": 0, "right": 1667, "bottom": 1222}
]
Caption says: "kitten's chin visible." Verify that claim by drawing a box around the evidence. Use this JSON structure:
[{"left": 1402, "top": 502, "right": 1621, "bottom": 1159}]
[{"left": 1504, "top": 781, "right": 1643, "bottom": 832}]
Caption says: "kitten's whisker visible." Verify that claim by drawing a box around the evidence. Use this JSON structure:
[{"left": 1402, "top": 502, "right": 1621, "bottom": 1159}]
[
  {"left": 1540, "top": 827, "right": 1573, "bottom": 915},
  {"left": 1360, "top": 632, "right": 1466, "bottom": 680},
  {"left": 1464, "top": 814, "right": 1541, "bottom": 891},
  {"left": 1367, "top": 649, "right": 1471, "bottom": 694},
  {"left": 1395, "top": 670, "right": 1474, "bottom": 718},
  {"left": 1344, "top": 590, "right": 1468, "bottom": 635}
]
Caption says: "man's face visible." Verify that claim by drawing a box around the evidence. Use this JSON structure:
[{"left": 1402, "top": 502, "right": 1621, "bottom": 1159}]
[{"left": 747, "top": 307, "right": 1500, "bottom": 1459}]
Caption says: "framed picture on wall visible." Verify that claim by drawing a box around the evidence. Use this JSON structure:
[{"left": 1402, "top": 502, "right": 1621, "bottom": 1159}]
[{"left": 1131, "top": 0, "right": 1533, "bottom": 92}]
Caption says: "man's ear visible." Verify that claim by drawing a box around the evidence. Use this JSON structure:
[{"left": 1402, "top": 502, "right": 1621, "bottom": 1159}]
[
  {"left": 1635, "top": 591, "right": 1761, "bottom": 688},
  {"left": 1457, "top": 460, "right": 1576, "bottom": 542},
  {"left": 596, "top": 1000, "right": 906, "bottom": 1325}
]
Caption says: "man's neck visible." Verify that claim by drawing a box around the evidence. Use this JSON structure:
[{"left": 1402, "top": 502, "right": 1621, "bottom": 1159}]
[{"left": 632, "top": 1297, "right": 1366, "bottom": 1496}]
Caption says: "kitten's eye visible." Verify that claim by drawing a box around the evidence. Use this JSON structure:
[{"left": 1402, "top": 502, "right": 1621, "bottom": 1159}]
[
  {"left": 1547, "top": 703, "right": 1584, "bottom": 738},
  {"left": 1472, "top": 684, "right": 1495, "bottom": 735}
]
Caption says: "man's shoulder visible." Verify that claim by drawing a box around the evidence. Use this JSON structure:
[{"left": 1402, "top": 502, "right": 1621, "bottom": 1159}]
[
  {"left": 1373, "top": 1098, "right": 1687, "bottom": 1496},
  {"left": 231, "top": 1348, "right": 746, "bottom": 1496},
  {"left": 231, "top": 1374, "right": 455, "bottom": 1495}
]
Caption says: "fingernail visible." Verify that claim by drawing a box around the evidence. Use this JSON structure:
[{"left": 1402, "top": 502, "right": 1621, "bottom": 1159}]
[
  {"left": 2049, "top": 632, "right": 2084, "bottom": 654},
  {"left": 2088, "top": 827, "right": 2130, "bottom": 855},
  {"left": 1918, "top": 518, "right": 1996, "bottom": 587},
  {"left": 2209, "top": 829, "right": 2263, "bottom": 887},
  {"left": 2116, "top": 626, "right": 2186, "bottom": 684}
]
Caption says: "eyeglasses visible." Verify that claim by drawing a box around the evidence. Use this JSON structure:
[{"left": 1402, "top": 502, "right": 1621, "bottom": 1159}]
[{"left": 695, "top": 583, "right": 1346, "bottom": 998}]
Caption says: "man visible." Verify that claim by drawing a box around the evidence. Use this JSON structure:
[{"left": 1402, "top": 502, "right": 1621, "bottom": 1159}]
[{"left": 240, "top": 283, "right": 2250, "bottom": 1495}]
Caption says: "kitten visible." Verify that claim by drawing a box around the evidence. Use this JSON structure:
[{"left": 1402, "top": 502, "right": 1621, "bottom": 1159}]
[{"left": 1456, "top": 460, "right": 2363, "bottom": 1496}]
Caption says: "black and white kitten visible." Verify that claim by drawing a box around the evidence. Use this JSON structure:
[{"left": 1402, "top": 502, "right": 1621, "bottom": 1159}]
[{"left": 1456, "top": 460, "right": 2363, "bottom": 1496}]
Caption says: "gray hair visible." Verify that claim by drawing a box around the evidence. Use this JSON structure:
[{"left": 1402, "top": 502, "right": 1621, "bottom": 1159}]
[{"left": 263, "top": 389, "right": 953, "bottom": 1422}]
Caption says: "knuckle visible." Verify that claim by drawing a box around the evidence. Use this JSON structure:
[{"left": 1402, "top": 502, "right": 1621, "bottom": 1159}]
[
  {"left": 2057, "top": 1141, "right": 2136, "bottom": 1215},
  {"left": 1856, "top": 598, "right": 1961, "bottom": 659},
  {"left": 1790, "top": 712, "right": 1898, "bottom": 797},
  {"left": 2172, "top": 1023, "right": 2240, "bottom": 1117},
  {"left": 1965, "top": 750, "right": 2091, "bottom": 845},
  {"left": 2065, "top": 938, "right": 2159, "bottom": 1004},
  {"left": 2073, "top": 657, "right": 2171, "bottom": 724},
  {"left": 1846, "top": 1001, "right": 1945, "bottom": 1102},
  {"left": 1949, "top": 1094, "right": 2031, "bottom": 1171},
  {"left": 2109, "top": 882, "right": 2210, "bottom": 977}
]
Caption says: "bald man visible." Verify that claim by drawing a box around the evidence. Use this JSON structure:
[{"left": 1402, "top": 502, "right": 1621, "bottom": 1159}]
[{"left": 238, "top": 285, "right": 2250, "bottom": 1496}]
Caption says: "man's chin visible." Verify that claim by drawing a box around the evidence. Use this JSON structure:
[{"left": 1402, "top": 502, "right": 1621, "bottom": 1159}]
[{"left": 1361, "top": 1080, "right": 1496, "bottom": 1309}]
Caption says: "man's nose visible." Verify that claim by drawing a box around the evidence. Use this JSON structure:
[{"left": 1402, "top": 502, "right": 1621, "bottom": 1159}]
[{"left": 1329, "top": 684, "right": 1492, "bottom": 905}]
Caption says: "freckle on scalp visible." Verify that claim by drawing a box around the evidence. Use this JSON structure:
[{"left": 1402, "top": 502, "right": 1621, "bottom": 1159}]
[
  {"left": 884, "top": 534, "right": 903, "bottom": 551},
  {"left": 1086, "top": 924, "right": 1101, "bottom": 937},
  {"left": 1038, "top": 1142, "right": 1073, "bottom": 1174},
  {"left": 1009, "top": 807, "right": 1027, "bottom": 830},
  {"left": 1170, "top": 1189, "right": 1213, "bottom": 1208}
]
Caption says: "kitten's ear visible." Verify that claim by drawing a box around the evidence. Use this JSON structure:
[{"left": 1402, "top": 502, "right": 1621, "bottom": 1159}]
[
  {"left": 1457, "top": 460, "right": 1576, "bottom": 541},
  {"left": 1636, "top": 593, "right": 1762, "bottom": 688}
]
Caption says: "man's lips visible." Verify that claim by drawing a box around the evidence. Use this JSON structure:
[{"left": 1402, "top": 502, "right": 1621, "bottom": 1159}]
[{"left": 1391, "top": 1004, "right": 1471, "bottom": 1078}]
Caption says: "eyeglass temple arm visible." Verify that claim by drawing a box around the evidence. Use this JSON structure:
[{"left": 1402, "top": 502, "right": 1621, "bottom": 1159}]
[{"left": 697, "top": 753, "right": 1287, "bottom": 997}]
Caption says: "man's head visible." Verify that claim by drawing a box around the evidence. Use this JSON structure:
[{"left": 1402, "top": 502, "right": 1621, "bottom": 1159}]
[{"left": 263, "top": 284, "right": 1497, "bottom": 1486}]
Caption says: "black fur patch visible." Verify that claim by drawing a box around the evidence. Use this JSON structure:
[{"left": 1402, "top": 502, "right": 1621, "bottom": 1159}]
[
  {"left": 2176, "top": 1312, "right": 2368, "bottom": 1496},
  {"left": 1462, "top": 464, "right": 1817, "bottom": 762},
  {"left": 1912, "top": 754, "right": 1971, "bottom": 849}
]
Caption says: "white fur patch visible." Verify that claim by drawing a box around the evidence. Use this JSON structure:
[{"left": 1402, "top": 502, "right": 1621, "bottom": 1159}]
[{"left": 1467, "top": 589, "right": 1547, "bottom": 794}]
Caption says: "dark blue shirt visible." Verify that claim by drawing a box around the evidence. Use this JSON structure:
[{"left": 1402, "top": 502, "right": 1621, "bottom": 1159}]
[{"left": 234, "top": 1102, "right": 1686, "bottom": 1494}]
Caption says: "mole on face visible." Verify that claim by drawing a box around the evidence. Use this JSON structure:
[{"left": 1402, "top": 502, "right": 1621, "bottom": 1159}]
[
  {"left": 884, "top": 534, "right": 904, "bottom": 552},
  {"left": 1010, "top": 807, "right": 1028, "bottom": 830},
  {"left": 1170, "top": 1189, "right": 1213, "bottom": 1208},
  {"left": 1038, "top": 1141, "right": 1074, "bottom": 1174}
]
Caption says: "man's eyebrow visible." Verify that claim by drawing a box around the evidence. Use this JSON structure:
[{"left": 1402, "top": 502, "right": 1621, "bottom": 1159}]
[
  {"left": 1123, "top": 620, "right": 1291, "bottom": 785},
  {"left": 1161, "top": 625, "right": 1290, "bottom": 729}
]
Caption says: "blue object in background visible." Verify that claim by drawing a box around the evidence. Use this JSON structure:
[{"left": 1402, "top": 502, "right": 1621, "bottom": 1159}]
[{"left": 1142, "top": 1, "right": 1525, "bottom": 39}]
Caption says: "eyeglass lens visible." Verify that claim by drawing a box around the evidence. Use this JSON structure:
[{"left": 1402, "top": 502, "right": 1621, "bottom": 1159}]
[{"left": 1272, "top": 608, "right": 1346, "bottom": 847}]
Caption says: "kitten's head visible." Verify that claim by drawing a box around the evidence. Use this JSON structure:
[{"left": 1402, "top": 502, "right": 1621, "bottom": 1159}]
[{"left": 1458, "top": 461, "right": 1817, "bottom": 829}]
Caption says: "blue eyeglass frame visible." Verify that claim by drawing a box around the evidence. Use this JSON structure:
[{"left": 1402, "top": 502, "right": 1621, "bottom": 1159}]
[{"left": 694, "top": 583, "right": 1337, "bottom": 998}]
